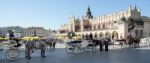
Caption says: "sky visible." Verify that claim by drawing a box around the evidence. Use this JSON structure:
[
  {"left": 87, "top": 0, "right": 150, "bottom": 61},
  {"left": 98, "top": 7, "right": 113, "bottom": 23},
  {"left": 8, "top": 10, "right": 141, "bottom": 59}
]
[{"left": 0, "top": 0, "right": 150, "bottom": 30}]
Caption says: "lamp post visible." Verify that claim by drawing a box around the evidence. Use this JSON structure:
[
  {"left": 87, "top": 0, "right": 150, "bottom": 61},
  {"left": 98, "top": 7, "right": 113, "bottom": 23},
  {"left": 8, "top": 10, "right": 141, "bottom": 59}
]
[{"left": 33, "top": 28, "right": 36, "bottom": 36}]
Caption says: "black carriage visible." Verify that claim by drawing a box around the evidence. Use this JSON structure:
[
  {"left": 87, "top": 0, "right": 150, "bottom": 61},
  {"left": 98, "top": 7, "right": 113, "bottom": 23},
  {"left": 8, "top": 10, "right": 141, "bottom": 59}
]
[{"left": 65, "top": 40, "right": 97, "bottom": 54}]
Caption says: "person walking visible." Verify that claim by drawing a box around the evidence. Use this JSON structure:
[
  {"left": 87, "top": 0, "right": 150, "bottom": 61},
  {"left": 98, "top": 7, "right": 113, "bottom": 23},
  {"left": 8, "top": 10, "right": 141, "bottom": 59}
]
[
  {"left": 104, "top": 37, "right": 110, "bottom": 51},
  {"left": 52, "top": 39, "right": 57, "bottom": 50},
  {"left": 99, "top": 37, "right": 104, "bottom": 51}
]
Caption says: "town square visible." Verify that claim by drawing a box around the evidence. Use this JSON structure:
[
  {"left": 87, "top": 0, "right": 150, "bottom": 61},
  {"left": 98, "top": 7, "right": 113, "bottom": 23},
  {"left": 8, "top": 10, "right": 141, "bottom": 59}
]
[{"left": 0, "top": 0, "right": 150, "bottom": 63}]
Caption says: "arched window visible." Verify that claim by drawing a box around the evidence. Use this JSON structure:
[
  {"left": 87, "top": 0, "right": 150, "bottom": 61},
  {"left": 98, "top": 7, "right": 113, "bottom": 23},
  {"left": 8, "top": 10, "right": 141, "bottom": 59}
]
[
  {"left": 103, "top": 24, "right": 105, "bottom": 29},
  {"left": 94, "top": 33, "right": 98, "bottom": 39},
  {"left": 99, "top": 32, "right": 104, "bottom": 37},
  {"left": 105, "top": 32, "right": 111, "bottom": 38},
  {"left": 112, "top": 31, "right": 118, "bottom": 39},
  {"left": 89, "top": 33, "right": 93, "bottom": 40}
]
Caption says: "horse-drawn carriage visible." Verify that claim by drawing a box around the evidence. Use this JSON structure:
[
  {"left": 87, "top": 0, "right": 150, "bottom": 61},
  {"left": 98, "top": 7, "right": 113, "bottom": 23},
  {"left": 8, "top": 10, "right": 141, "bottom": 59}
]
[
  {"left": 0, "top": 40, "right": 20, "bottom": 61},
  {"left": 0, "top": 37, "right": 59, "bottom": 60},
  {"left": 65, "top": 40, "right": 98, "bottom": 54}
]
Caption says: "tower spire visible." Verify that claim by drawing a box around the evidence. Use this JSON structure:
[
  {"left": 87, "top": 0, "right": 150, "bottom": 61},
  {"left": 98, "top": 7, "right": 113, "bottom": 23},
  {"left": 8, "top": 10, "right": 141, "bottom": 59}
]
[
  {"left": 87, "top": 6, "right": 90, "bottom": 12},
  {"left": 134, "top": 5, "right": 137, "bottom": 10},
  {"left": 128, "top": 5, "right": 132, "bottom": 11},
  {"left": 86, "top": 6, "right": 93, "bottom": 19}
]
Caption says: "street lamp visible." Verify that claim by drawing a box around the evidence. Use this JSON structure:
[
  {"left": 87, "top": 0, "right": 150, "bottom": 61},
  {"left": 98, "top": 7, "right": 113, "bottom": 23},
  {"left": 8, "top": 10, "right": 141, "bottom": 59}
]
[{"left": 33, "top": 28, "right": 36, "bottom": 36}]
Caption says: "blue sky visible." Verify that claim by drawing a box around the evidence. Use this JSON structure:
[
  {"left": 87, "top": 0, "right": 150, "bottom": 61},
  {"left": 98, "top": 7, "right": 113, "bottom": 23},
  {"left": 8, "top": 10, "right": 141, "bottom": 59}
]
[{"left": 0, "top": 0, "right": 149, "bottom": 30}]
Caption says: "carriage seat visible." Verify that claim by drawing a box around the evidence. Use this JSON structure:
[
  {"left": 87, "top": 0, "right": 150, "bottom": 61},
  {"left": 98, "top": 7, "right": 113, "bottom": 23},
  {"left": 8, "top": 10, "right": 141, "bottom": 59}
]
[
  {"left": 87, "top": 40, "right": 98, "bottom": 47},
  {"left": 67, "top": 40, "right": 82, "bottom": 44},
  {"left": 9, "top": 39, "right": 22, "bottom": 47},
  {"left": 67, "top": 40, "right": 82, "bottom": 47}
]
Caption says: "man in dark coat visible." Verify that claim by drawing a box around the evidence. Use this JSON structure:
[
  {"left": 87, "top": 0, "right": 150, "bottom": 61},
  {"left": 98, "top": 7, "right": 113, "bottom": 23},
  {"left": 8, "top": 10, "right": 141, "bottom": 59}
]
[
  {"left": 8, "top": 30, "right": 21, "bottom": 47},
  {"left": 99, "top": 37, "right": 104, "bottom": 51},
  {"left": 104, "top": 37, "right": 110, "bottom": 51}
]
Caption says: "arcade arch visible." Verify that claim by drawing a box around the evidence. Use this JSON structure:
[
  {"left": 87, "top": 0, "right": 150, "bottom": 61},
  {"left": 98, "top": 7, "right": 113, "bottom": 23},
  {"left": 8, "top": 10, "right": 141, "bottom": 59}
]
[
  {"left": 112, "top": 31, "right": 118, "bottom": 39},
  {"left": 99, "top": 32, "right": 104, "bottom": 37},
  {"left": 105, "top": 31, "right": 111, "bottom": 38}
]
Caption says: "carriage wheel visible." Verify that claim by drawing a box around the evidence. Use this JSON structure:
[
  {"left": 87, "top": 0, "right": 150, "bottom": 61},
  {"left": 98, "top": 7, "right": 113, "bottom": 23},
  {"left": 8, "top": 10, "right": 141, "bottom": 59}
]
[
  {"left": 65, "top": 46, "right": 75, "bottom": 54},
  {"left": 92, "top": 47, "right": 96, "bottom": 53},
  {"left": 5, "top": 49, "right": 19, "bottom": 61},
  {"left": 86, "top": 45, "right": 96, "bottom": 53},
  {"left": 0, "top": 48, "right": 3, "bottom": 51},
  {"left": 72, "top": 47, "right": 79, "bottom": 54}
]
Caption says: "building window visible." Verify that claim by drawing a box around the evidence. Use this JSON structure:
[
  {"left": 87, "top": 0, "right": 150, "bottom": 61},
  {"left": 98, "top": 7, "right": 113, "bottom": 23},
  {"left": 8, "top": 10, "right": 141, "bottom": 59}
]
[{"left": 103, "top": 24, "right": 105, "bottom": 29}]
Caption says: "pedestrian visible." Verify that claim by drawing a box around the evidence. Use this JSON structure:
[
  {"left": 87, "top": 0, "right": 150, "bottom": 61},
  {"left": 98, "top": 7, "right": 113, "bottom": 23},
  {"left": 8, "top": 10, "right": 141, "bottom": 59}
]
[
  {"left": 99, "top": 37, "right": 104, "bottom": 51},
  {"left": 52, "top": 39, "right": 57, "bottom": 50},
  {"left": 104, "top": 37, "right": 110, "bottom": 51}
]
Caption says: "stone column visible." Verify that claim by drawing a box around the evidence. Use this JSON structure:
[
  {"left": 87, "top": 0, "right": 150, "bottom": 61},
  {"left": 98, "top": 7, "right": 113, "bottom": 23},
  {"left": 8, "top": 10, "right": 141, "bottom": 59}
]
[
  {"left": 72, "top": 21, "right": 75, "bottom": 32},
  {"left": 80, "top": 20, "right": 84, "bottom": 31}
]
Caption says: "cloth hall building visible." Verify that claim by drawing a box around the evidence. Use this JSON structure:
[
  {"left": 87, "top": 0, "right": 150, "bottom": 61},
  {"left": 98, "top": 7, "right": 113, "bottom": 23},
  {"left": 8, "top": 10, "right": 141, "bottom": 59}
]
[{"left": 56, "top": 6, "right": 150, "bottom": 40}]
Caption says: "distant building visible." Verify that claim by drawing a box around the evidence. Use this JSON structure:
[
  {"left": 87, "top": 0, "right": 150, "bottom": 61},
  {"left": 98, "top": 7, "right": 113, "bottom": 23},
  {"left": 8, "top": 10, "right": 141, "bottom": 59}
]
[
  {"left": 0, "top": 27, "right": 7, "bottom": 37},
  {"left": 22, "top": 27, "right": 53, "bottom": 37},
  {"left": 7, "top": 26, "right": 23, "bottom": 38},
  {"left": 0, "top": 26, "right": 23, "bottom": 37},
  {"left": 0, "top": 26, "right": 53, "bottom": 38}
]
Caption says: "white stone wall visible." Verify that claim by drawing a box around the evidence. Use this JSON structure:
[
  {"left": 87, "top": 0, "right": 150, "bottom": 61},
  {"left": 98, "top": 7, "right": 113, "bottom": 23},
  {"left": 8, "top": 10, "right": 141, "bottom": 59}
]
[{"left": 144, "top": 21, "right": 150, "bottom": 36}]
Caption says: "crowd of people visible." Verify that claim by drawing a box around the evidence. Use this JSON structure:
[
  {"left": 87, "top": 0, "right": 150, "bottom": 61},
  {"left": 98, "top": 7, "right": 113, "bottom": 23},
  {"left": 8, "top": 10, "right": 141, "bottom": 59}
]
[{"left": 79, "top": 34, "right": 141, "bottom": 52}]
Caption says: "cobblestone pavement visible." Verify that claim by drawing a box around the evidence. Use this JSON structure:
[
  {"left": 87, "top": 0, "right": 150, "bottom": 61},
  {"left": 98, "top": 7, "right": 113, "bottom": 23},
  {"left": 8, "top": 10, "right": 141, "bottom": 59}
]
[{"left": 0, "top": 46, "right": 150, "bottom": 63}]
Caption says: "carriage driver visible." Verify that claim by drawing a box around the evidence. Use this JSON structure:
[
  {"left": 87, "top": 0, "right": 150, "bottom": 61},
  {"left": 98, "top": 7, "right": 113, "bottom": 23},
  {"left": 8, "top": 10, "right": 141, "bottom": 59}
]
[{"left": 8, "top": 30, "right": 22, "bottom": 47}]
